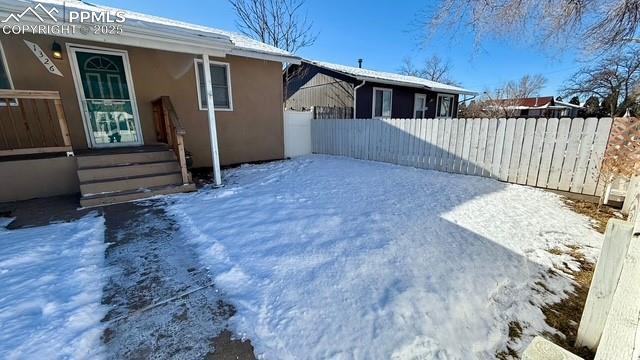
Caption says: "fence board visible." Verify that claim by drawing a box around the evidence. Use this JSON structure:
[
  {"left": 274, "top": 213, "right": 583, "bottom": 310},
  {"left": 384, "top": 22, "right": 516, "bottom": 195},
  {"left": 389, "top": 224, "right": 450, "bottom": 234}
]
[
  {"left": 500, "top": 119, "right": 516, "bottom": 182},
  {"left": 559, "top": 118, "right": 585, "bottom": 191},
  {"left": 527, "top": 118, "right": 547, "bottom": 186},
  {"left": 509, "top": 118, "right": 526, "bottom": 182},
  {"left": 476, "top": 118, "right": 489, "bottom": 176},
  {"left": 484, "top": 118, "right": 498, "bottom": 177},
  {"left": 576, "top": 219, "right": 634, "bottom": 350},
  {"left": 537, "top": 118, "right": 559, "bottom": 188},
  {"left": 311, "top": 117, "right": 612, "bottom": 196},
  {"left": 441, "top": 119, "right": 453, "bottom": 171},
  {"left": 571, "top": 118, "right": 599, "bottom": 193},
  {"left": 584, "top": 118, "right": 614, "bottom": 196},
  {"left": 492, "top": 118, "right": 506, "bottom": 179},
  {"left": 548, "top": 118, "right": 572, "bottom": 189}
]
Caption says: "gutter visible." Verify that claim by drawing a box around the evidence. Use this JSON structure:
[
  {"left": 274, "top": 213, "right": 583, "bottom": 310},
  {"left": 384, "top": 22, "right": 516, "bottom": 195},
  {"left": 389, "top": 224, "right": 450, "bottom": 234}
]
[{"left": 353, "top": 80, "right": 366, "bottom": 119}]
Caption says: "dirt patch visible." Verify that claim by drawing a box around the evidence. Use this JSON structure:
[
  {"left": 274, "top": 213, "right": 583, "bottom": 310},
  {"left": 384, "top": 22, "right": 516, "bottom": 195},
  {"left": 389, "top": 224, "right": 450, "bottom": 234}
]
[
  {"left": 562, "top": 198, "right": 622, "bottom": 234},
  {"left": 206, "top": 329, "right": 256, "bottom": 360},
  {"left": 540, "top": 247, "right": 595, "bottom": 360}
]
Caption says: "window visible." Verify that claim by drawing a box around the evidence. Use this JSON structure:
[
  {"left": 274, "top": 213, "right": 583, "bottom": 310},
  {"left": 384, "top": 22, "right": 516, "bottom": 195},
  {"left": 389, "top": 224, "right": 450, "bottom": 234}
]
[
  {"left": 0, "top": 41, "right": 16, "bottom": 106},
  {"left": 414, "top": 94, "right": 428, "bottom": 118},
  {"left": 436, "top": 94, "right": 454, "bottom": 117},
  {"left": 194, "top": 59, "right": 232, "bottom": 111},
  {"left": 373, "top": 87, "right": 392, "bottom": 118}
]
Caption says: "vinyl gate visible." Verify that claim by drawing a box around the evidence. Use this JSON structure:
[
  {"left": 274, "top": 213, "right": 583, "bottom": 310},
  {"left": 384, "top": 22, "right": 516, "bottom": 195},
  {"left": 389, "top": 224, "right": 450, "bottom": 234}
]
[{"left": 311, "top": 117, "right": 613, "bottom": 196}]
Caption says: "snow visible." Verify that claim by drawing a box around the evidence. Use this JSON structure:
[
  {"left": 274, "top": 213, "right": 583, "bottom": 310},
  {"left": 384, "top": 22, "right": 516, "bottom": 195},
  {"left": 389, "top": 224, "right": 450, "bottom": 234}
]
[
  {"left": 307, "top": 60, "right": 477, "bottom": 95},
  {"left": 33, "top": 0, "right": 296, "bottom": 59},
  {"left": 166, "top": 155, "right": 602, "bottom": 359},
  {"left": 0, "top": 214, "right": 108, "bottom": 360}
]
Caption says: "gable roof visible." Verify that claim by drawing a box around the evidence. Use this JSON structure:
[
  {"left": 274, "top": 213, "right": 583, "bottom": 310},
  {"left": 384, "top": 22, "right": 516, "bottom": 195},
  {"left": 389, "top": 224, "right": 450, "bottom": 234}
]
[
  {"left": 305, "top": 60, "right": 477, "bottom": 95},
  {"left": 0, "top": 0, "right": 300, "bottom": 63}
]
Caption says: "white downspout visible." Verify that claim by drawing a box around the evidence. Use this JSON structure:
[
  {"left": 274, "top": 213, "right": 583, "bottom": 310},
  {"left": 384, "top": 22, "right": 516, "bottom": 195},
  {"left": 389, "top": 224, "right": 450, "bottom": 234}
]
[
  {"left": 202, "top": 54, "right": 222, "bottom": 186},
  {"left": 353, "top": 80, "right": 366, "bottom": 119}
]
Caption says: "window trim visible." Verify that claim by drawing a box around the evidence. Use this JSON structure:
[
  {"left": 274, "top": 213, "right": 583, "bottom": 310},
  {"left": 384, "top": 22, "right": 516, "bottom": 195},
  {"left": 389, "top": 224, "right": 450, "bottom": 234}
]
[
  {"left": 194, "top": 58, "right": 233, "bottom": 112},
  {"left": 0, "top": 40, "right": 17, "bottom": 107},
  {"left": 413, "top": 93, "right": 428, "bottom": 118},
  {"left": 436, "top": 93, "right": 454, "bottom": 118},
  {"left": 372, "top": 87, "right": 393, "bottom": 118}
]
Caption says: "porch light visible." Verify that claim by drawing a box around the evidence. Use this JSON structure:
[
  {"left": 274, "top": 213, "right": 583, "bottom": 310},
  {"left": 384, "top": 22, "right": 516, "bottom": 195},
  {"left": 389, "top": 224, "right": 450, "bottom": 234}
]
[{"left": 51, "top": 41, "right": 63, "bottom": 60}]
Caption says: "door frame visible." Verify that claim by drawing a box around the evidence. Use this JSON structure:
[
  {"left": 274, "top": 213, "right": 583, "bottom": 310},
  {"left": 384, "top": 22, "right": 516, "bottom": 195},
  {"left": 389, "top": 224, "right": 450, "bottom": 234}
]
[{"left": 67, "top": 43, "right": 144, "bottom": 148}]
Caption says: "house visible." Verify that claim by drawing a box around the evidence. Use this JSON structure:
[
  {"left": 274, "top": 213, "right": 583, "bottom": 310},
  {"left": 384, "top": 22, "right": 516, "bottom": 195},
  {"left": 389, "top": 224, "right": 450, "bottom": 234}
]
[
  {"left": 485, "top": 96, "right": 583, "bottom": 118},
  {"left": 284, "top": 60, "right": 476, "bottom": 119},
  {"left": 0, "top": 0, "right": 300, "bottom": 206}
]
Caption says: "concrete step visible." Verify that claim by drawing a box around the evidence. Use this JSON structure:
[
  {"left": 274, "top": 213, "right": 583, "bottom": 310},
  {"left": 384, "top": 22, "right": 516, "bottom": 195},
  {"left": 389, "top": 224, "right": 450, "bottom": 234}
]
[
  {"left": 76, "top": 151, "right": 176, "bottom": 169},
  {"left": 80, "top": 183, "right": 197, "bottom": 208},
  {"left": 80, "top": 172, "right": 183, "bottom": 196},
  {"left": 77, "top": 161, "right": 181, "bottom": 183}
]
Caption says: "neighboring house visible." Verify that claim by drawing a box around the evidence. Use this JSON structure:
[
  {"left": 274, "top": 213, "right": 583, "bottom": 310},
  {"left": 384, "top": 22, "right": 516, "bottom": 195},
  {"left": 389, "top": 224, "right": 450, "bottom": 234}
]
[
  {"left": 486, "top": 96, "right": 583, "bottom": 118},
  {"left": 0, "top": 0, "right": 299, "bottom": 206},
  {"left": 285, "top": 60, "right": 476, "bottom": 119}
]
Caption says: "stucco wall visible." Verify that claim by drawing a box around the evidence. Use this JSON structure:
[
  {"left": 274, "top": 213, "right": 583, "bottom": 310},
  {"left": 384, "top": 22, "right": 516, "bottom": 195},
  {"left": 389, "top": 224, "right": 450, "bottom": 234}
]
[
  {"left": 0, "top": 156, "right": 79, "bottom": 202},
  {"left": 1, "top": 34, "right": 284, "bottom": 167}
]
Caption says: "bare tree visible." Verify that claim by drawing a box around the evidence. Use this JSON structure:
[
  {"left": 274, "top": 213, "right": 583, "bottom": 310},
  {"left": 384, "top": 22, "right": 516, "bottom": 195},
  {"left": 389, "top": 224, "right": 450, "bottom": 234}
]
[
  {"left": 562, "top": 48, "right": 640, "bottom": 116},
  {"left": 481, "top": 74, "right": 547, "bottom": 117},
  {"left": 399, "top": 55, "right": 458, "bottom": 85},
  {"left": 228, "top": 0, "right": 317, "bottom": 53},
  {"left": 425, "top": 0, "right": 640, "bottom": 55},
  {"left": 596, "top": 117, "right": 640, "bottom": 209}
]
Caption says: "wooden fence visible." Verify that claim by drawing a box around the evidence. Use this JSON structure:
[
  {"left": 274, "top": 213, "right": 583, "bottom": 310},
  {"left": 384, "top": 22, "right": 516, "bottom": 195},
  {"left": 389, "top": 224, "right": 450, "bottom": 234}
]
[
  {"left": 313, "top": 106, "right": 353, "bottom": 119},
  {"left": 311, "top": 117, "right": 613, "bottom": 196}
]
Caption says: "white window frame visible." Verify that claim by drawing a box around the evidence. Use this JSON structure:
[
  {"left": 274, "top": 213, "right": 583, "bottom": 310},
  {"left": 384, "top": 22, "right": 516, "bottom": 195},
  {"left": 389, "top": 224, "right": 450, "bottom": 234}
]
[
  {"left": 372, "top": 87, "right": 393, "bottom": 118},
  {"left": 436, "top": 94, "right": 454, "bottom": 118},
  {"left": 413, "top": 93, "right": 428, "bottom": 118},
  {"left": 0, "top": 40, "right": 17, "bottom": 106},
  {"left": 194, "top": 58, "right": 233, "bottom": 112}
]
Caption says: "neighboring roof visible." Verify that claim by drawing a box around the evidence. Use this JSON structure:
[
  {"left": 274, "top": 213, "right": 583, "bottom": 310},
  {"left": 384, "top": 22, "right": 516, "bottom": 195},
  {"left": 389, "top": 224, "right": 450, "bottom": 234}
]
[
  {"left": 491, "top": 97, "right": 584, "bottom": 109},
  {"left": 305, "top": 60, "right": 477, "bottom": 95},
  {"left": 0, "top": 0, "right": 300, "bottom": 63}
]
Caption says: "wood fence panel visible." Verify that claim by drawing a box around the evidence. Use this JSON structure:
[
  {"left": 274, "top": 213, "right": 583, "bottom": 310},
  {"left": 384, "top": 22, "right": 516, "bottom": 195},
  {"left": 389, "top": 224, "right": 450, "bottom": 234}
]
[
  {"left": 576, "top": 219, "right": 634, "bottom": 350},
  {"left": 491, "top": 118, "right": 507, "bottom": 180},
  {"left": 468, "top": 119, "right": 481, "bottom": 175},
  {"left": 537, "top": 118, "right": 559, "bottom": 188},
  {"left": 500, "top": 119, "right": 516, "bottom": 182},
  {"left": 509, "top": 118, "right": 526, "bottom": 183},
  {"left": 461, "top": 118, "right": 474, "bottom": 174},
  {"left": 311, "top": 117, "right": 613, "bottom": 195},
  {"left": 594, "top": 230, "right": 640, "bottom": 360},
  {"left": 484, "top": 118, "right": 498, "bottom": 177},
  {"left": 572, "top": 118, "right": 599, "bottom": 193},
  {"left": 518, "top": 118, "right": 537, "bottom": 185},
  {"left": 477, "top": 118, "right": 489, "bottom": 176},
  {"left": 584, "top": 118, "right": 614, "bottom": 196},
  {"left": 548, "top": 118, "right": 572, "bottom": 189},
  {"left": 442, "top": 119, "right": 453, "bottom": 171},
  {"left": 559, "top": 118, "right": 585, "bottom": 191},
  {"left": 526, "top": 118, "right": 547, "bottom": 186},
  {"left": 453, "top": 119, "right": 466, "bottom": 174}
]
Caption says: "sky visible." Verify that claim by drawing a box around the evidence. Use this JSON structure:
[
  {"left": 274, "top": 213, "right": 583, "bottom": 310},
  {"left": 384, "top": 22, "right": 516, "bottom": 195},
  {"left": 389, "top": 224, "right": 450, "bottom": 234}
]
[{"left": 101, "top": 0, "right": 580, "bottom": 96}]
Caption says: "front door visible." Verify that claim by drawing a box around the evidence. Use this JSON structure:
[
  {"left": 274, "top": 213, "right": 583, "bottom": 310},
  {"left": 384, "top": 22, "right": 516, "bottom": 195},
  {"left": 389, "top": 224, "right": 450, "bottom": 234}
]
[{"left": 69, "top": 46, "right": 143, "bottom": 148}]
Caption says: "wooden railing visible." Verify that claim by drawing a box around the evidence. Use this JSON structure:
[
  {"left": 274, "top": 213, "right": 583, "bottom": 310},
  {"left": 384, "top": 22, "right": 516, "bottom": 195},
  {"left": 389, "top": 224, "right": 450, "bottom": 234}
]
[
  {"left": 152, "top": 96, "right": 190, "bottom": 185},
  {"left": 0, "top": 90, "right": 72, "bottom": 156}
]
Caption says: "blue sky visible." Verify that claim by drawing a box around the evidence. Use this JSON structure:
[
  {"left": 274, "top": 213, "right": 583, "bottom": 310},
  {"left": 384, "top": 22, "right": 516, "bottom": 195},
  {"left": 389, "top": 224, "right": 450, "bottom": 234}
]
[{"left": 102, "top": 0, "right": 579, "bottom": 96}]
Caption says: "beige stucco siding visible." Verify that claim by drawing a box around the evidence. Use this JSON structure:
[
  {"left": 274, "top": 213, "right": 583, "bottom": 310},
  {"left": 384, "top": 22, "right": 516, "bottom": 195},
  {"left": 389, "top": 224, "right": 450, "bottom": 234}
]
[
  {"left": 0, "top": 157, "right": 79, "bottom": 202},
  {"left": 1, "top": 34, "right": 284, "bottom": 167}
]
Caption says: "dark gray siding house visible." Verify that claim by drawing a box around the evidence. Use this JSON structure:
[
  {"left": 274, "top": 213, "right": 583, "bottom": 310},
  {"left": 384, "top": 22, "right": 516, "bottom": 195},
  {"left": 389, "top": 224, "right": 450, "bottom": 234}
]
[{"left": 285, "top": 60, "right": 476, "bottom": 119}]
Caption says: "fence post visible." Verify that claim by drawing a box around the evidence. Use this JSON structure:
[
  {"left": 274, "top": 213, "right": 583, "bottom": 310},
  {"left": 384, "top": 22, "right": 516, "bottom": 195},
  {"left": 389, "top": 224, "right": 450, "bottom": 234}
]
[{"left": 576, "top": 219, "right": 634, "bottom": 350}]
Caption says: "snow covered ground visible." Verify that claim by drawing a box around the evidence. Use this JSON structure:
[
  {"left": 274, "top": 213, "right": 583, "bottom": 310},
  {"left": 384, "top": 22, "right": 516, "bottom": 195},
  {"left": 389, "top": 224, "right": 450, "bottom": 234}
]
[
  {"left": 166, "top": 155, "right": 602, "bottom": 359},
  {"left": 0, "top": 214, "right": 108, "bottom": 359}
]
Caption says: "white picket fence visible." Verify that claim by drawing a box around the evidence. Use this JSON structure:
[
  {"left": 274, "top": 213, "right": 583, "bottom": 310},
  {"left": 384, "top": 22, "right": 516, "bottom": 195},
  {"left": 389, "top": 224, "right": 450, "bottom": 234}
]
[{"left": 311, "top": 117, "right": 613, "bottom": 196}]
